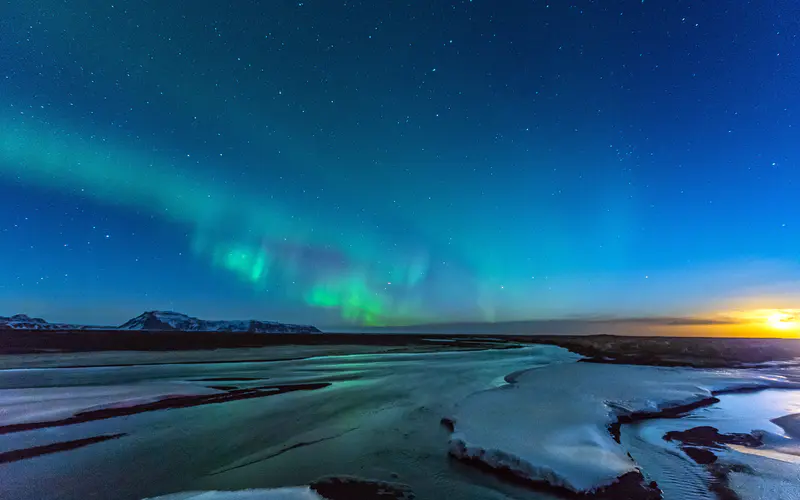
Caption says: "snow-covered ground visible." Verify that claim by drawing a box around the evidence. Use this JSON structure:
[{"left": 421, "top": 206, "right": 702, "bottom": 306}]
[
  {"left": 446, "top": 363, "right": 800, "bottom": 493},
  {"left": 0, "top": 383, "right": 221, "bottom": 427}
]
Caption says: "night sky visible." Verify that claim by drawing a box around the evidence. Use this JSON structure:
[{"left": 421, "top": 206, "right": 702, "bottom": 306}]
[{"left": 1, "top": 1, "right": 798, "bottom": 330}]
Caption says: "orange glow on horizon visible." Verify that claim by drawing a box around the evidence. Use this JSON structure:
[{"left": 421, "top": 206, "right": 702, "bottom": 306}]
[
  {"left": 766, "top": 312, "right": 799, "bottom": 331},
  {"left": 702, "top": 308, "right": 800, "bottom": 338},
  {"left": 631, "top": 309, "right": 800, "bottom": 338}
]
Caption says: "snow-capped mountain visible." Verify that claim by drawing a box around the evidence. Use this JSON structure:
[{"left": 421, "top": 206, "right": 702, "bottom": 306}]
[
  {"left": 0, "top": 314, "right": 85, "bottom": 330},
  {"left": 1, "top": 311, "right": 321, "bottom": 333},
  {"left": 118, "top": 311, "right": 321, "bottom": 333}
]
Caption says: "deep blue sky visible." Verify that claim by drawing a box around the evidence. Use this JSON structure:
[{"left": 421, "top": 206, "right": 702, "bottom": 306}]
[{"left": 0, "top": 0, "right": 797, "bottom": 328}]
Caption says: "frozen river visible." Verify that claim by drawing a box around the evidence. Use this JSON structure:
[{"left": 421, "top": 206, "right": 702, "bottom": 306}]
[
  {"left": 1, "top": 344, "right": 799, "bottom": 500},
  {"left": 0, "top": 346, "right": 577, "bottom": 500}
]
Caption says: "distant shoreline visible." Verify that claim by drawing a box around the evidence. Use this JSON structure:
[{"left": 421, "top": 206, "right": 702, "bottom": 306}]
[{"left": 1, "top": 330, "right": 798, "bottom": 369}]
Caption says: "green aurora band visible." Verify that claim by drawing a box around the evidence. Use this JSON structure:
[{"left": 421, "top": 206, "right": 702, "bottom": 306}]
[{"left": 0, "top": 115, "right": 432, "bottom": 326}]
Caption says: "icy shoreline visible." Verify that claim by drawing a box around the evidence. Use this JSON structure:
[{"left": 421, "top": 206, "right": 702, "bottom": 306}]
[{"left": 445, "top": 362, "right": 800, "bottom": 495}]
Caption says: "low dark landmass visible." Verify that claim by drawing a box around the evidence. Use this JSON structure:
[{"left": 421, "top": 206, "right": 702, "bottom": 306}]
[
  {"left": 0, "top": 329, "right": 520, "bottom": 354},
  {"left": 510, "top": 335, "right": 800, "bottom": 368},
  {"left": 682, "top": 447, "right": 718, "bottom": 465},
  {"left": 3, "top": 330, "right": 799, "bottom": 370},
  {"left": 664, "top": 426, "right": 763, "bottom": 453}
]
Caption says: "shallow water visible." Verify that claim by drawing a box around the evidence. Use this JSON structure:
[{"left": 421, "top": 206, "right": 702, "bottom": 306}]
[
  {"left": 699, "top": 390, "right": 800, "bottom": 436},
  {"left": 621, "top": 389, "right": 800, "bottom": 500}
]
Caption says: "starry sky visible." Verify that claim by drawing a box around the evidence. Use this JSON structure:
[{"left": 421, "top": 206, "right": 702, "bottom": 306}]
[{"left": 0, "top": 1, "right": 798, "bottom": 331}]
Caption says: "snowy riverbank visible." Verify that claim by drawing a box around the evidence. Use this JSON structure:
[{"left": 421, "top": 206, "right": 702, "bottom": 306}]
[{"left": 445, "top": 362, "right": 800, "bottom": 494}]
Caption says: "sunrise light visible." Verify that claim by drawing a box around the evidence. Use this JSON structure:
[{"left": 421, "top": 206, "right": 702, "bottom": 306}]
[{"left": 766, "top": 311, "right": 798, "bottom": 331}]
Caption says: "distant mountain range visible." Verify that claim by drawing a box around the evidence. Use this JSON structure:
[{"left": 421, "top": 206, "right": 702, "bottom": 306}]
[
  {"left": 119, "top": 311, "right": 321, "bottom": 333},
  {"left": 0, "top": 314, "right": 86, "bottom": 331},
  {"left": 0, "top": 311, "right": 321, "bottom": 334}
]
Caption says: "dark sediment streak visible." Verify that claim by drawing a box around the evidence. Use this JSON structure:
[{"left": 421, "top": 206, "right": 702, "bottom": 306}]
[
  {"left": 503, "top": 368, "right": 533, "bottom": 384},
  {"left": 59, "top": 357, "right": 310, "bottom": 369},
  {"left": 0, "top": 383, "right": 329, "bottom": 435},
  {"left": 310, "top": 475, "right": 415, "bottom": 500},
  {"left": 0, "top": 434, "right": 126, "bottom": 464},
  {"left": 191, "top": 377, "right": 265, "bottom": 382},
  {"left": 209, "top": 427, "right": 358, "bottom": 475}
]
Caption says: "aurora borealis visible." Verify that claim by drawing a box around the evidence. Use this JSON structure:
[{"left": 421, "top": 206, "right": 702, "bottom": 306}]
[{"left": 0, "top": 1, "right": 798, "bottom": 330}]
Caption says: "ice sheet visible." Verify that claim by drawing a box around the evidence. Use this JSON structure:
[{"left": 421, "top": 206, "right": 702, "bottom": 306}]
[
  {"left": 447, "top": 363, "right": 800, "bottom": 492},
  {"left": 0, "top": 383, "right": 221, "bottom": 426}
]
